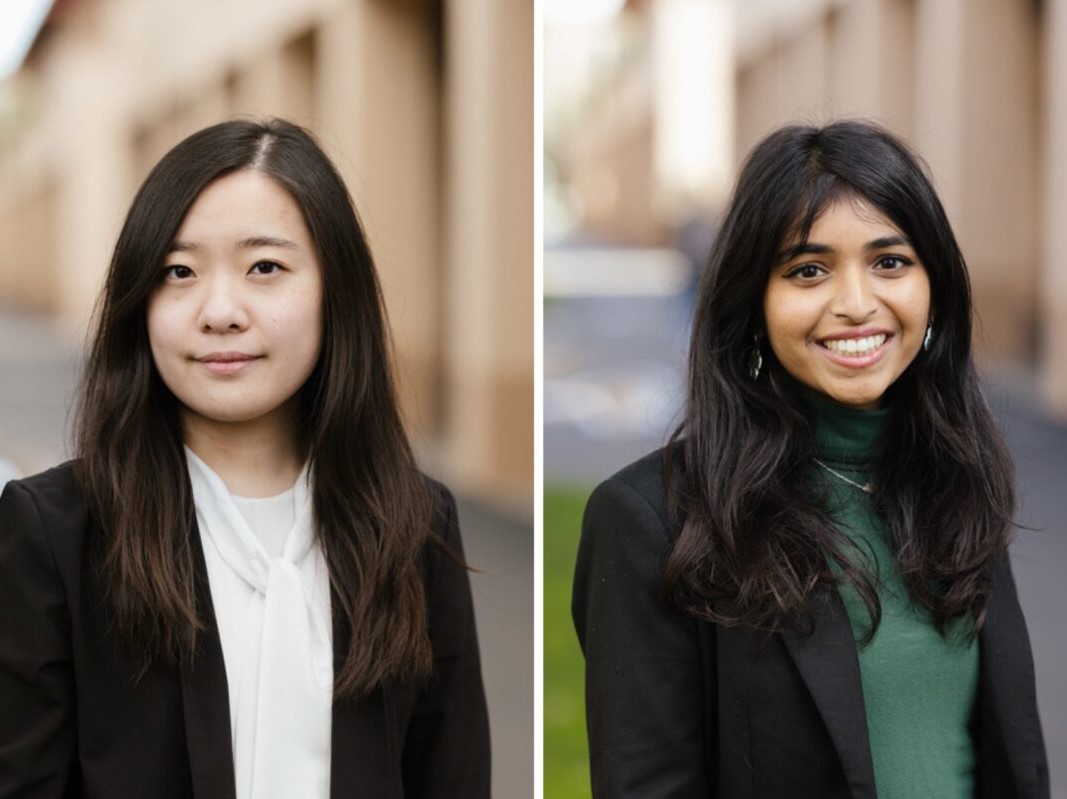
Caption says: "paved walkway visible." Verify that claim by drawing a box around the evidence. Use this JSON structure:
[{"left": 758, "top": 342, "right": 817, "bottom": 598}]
[{"left": 0, "top": 305, "right": 533, "bottom": 798}]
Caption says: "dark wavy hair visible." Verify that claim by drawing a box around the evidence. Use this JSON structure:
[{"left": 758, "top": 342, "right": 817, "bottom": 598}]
[
  {"left": 74, "top": 118, "right": 433, "bottom": 698},
  {"left": 666, "top": 120, "right": 1015, "bottom": 640}
]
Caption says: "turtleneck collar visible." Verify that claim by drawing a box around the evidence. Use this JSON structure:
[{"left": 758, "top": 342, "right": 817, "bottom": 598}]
[{"left": 803, "top": 390, "right": 888, "bottom": 465}]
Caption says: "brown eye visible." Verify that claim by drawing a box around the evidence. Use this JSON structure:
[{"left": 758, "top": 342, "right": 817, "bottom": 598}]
[
  {"left": 785, "top": 264, "right": 825, "bottom": 280},
  {"left": 162, "top": 265, "right": 194, "bottom": 280},
  {"left": 875, "top": 255, "right": 913, "bottom": 271},
  {"left": 249, "top": 261, "right": 283, "bottom": 276}
]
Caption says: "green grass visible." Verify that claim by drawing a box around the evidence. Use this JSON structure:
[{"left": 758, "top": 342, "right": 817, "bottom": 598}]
[{"left": 544, "top": 484, "right": 594, "bottom": 799}]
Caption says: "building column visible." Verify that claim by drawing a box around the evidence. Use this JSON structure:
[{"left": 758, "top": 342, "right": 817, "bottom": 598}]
[
  {"left": 735, "top": 8, "right": 829, "bottom": 160},
  {"left": 318, "top": 0, "right": 442, "bottom": 436},
  {"left": 651, "top": 0, "right": 735, "bottom": 215},
  {"left": 914, "top": 0, "right": 1038, "bottom": 365},
  {"left": 827, "top": 0, "right": 913, "bottom": 136},
  {"left": 51, "top": 39, "right": 130, "bottom": 337},
  {"left": 444, "top": 0, "right": 533, "bottom": 503},
  {"left": 1041, "top": 0, "right": 1067, "bottom": 416}
]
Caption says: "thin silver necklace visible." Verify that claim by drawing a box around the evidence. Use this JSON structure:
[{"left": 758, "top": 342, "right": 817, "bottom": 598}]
[{"left": 813, "top": 458, "right": 873, "bottom": 494}]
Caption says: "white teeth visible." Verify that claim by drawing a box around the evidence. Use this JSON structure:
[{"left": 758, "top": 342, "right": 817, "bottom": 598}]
[{"left": 822, "top": 334, "right": 887, "bottom": 355}]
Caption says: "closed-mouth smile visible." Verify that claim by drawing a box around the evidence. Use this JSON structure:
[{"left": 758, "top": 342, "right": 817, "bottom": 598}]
[{"left": 196, "top": 352, "right": 263, "bottom": 375}]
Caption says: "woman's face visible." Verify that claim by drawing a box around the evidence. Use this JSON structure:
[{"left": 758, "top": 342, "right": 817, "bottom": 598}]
[
  {"left": 147, "top": 169, "right": 323, "bottom": 434},
  {"left": 762, "top": 195, "right": 931, "bottom": 409}
]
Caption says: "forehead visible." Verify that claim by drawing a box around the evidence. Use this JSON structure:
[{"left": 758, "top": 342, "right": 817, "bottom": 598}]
[
  {"left": 175, "top": 170, "right": 310, "bottom": 242},
  {"left": 782, "top": 193, "right": 904, "bottom": 248}
]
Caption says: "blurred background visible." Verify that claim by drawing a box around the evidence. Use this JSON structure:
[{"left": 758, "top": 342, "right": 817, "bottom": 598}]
[
  {"left": 0, "top": 0, "right": 532, "bottom": 795},
  {"left": 545, "top": 0, "right": 1066, "bottom": 795}
]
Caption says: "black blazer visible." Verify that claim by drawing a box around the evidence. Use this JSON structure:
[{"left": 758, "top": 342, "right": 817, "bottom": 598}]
[
  {"left": 0, "top": 462, "right": 490, "bottom": 799},
  {"left": 572, "top": 450, "right": 1049, "bottom": 799}
]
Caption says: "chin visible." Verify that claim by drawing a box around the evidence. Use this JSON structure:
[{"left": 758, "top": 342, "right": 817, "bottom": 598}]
[
  {"left": 826, "top": 390, "right": 884, "bottom": 410},
  {"left": 818, "top": 379, "right": 888, "bottom": 410},
  {"left": 182, "top": 403, "right": 278, "bottom": 426}
]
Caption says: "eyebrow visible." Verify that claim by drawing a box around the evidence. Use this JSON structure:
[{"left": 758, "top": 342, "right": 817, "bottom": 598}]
[
  {"left": 167, "top": 236, "right": 300, "bottom": 254},
  {"left": 776, "top": 235, "right": 911, "bottom": 264}
]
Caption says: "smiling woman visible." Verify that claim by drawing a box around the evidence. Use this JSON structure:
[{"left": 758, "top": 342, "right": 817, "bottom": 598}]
[
  {"left": 763, "top": 196, "right": 932, "bottom": 410},
  {"left": 0, "top": 119, "right": 489, "bottom": 798},
  {"left": 572, "top": 120, "right": 1048, "bottom": 798}
]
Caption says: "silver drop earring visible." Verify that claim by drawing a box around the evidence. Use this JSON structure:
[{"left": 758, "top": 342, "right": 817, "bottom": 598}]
[
  {"left": 748, "top": 335, "right": 763, "bottom": 381},
  {"left": 923, "top": 323, "right": 933, "bottom": 352}
]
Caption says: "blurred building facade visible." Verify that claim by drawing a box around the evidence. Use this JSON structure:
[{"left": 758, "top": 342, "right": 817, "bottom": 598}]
[
  {"left": 549, "top": 0, "right": 1067, "bottom": 419},
  {"left": 0, "top": 0, "right": 532, "bottom": 508}
]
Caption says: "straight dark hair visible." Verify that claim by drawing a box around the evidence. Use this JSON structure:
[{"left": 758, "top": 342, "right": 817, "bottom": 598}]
[
  {"left": 666, "top": 120, "right": 1015, "bottom": 640},
  {"left": 74, "top": 118, "right": 433, "bottom": 698}
]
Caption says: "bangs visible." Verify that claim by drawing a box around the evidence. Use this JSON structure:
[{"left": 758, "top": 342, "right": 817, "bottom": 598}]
[{"left": 777, "top": 172, "right": 851, "bottom": 255}]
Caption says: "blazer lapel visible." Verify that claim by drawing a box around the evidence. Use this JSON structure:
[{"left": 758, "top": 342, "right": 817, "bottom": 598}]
[
  {"left": 780, "top": 587, "right": 878, "bottom": 799},
  {"left": 180, "top": 521, "right": 237, "bottom": 799},
  {"left": 328, "top": 612, "right": 399, "bottom": 799},
  {"left": 330, "top": 687, "right": 396, "bottom": 799}
]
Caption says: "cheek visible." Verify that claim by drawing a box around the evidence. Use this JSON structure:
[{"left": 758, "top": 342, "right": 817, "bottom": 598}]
[
  {"left": 269, "top": 293, "right": 323, "bottom": 366},
  {"left": 913, "top": 283, "right": 933, "bottom": 323},
  {"left": 146, "top": 299, "right": 183, "bottom": 362},
  {"left": 296, "top": 312, "right": 324, "bottom": 365},
  {"left": 895, "top": 274, "right": 933, "bottom": 336},
  {"left": 763, "top": 287, "right": 816, "bottom": 351}
]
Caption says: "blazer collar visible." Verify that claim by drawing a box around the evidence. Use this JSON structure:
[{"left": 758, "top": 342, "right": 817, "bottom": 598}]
[{"left": 780, "top": 586, "right": 878, "bottom": 799}]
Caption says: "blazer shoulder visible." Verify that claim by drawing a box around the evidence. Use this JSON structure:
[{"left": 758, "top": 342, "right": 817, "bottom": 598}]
[
  {"left": 420, "top": 473, "right": 458, "bottom": 544},
  {"left": 586, "top": 447, "right": 683, "bottom": 540},
  {"left": 417, "top": 473, "right": 471, "bottom": 602},
  {"left": 2, "top": 461, "right": 88, "bottom": 530},
  {"left": 5, "top": 459, "right": 81, "bottom": 497},
  {"left": 421, "top": 472, "right": 451, "bottom": 506},
  {"left": 1, "top": 460, "right": 90, "bottom": 571}
]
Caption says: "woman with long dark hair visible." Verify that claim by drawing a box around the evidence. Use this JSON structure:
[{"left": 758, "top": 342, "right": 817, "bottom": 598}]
[
  {"left": 0, "top": 118, "right": 489, "bottom": 798},
  {"left": 573, "top": 121, "right": 1048, "bottom": 797}
]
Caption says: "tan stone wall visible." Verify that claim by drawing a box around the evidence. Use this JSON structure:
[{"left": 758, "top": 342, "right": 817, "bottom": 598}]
[
  {"left": 913, "top": 0, "right": 1039, "bottom": 365},
  {"left": 444, "top": 0, "right": 533, "bottom": 502},
  {"left": 0, "top": 176, "right": 58, "bottom": 312},
  {"left": 1042, "top": 0, "right": 1067, "bottom": 415}
]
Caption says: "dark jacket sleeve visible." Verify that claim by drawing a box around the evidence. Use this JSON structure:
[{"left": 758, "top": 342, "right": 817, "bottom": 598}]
[
  {"left": 0, "top": 479, "right": 76, "bottom": 797},
  {"left": 401, "top": 484, "right": 491, "bottom": 798},
  {"left": 977, "top": 553, "right": 1050, "bottom": 799},
  {"left": 572, "top": 472, "right": 711, "bottom": 798}
]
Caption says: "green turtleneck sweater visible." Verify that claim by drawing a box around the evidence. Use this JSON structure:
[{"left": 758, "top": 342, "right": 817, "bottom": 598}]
[{"left": 809, "top": 395, "right": 978, "bottom": 799}]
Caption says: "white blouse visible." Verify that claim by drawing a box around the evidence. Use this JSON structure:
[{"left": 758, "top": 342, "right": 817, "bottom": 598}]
[{"left": 185, "top": 447, "right": 332, "bottom": 799}]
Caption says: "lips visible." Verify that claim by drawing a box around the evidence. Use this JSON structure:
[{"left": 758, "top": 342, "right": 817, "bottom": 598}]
[
  {"left": 814, "top": 330, "right": 893, "bottom": 368},
  {"left": 196, "top": 352, "right": 262, "bottom": 375}
]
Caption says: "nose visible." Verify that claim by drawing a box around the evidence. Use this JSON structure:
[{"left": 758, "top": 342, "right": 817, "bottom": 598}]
[
  {"left": 829, "top": 265, "right": 878, "bottom": 322},
  {"left": 197, "top": 274, "right": 249, "bottom": 333}
]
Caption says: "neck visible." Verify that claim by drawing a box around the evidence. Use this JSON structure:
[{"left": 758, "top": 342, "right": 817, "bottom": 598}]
[
  {"left": 181, "top": 406, "right": 304, "bottom": 497},
  {"left": 803, "top": 388, "right": 887, "bottom": 464}
]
